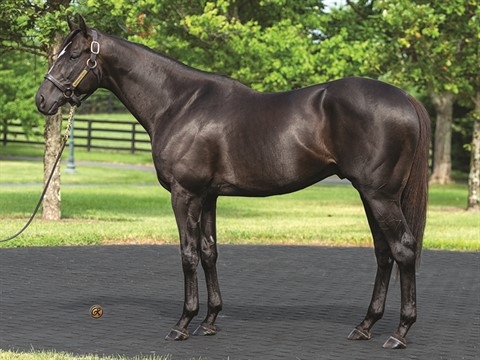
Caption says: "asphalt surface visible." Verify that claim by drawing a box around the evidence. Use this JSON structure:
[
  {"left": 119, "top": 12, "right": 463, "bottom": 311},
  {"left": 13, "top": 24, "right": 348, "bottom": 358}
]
[{"left": 0, "top": 245, "right": 478, "bottom": 359}]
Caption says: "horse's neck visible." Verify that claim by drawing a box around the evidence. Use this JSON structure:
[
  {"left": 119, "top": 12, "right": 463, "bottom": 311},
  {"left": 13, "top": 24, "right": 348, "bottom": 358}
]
[{"left": 100, "top": 35, "right": 199, "bottom": 134}]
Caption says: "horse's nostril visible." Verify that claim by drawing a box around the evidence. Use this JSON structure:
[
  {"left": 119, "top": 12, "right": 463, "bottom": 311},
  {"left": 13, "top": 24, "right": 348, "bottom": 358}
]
[{"left": 36, "top": 93, "right": 45, "bottom": 110}]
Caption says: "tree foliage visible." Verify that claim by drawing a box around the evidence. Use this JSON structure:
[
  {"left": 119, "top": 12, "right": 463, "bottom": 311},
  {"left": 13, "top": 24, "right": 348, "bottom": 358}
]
[
  {"left": 0, "top": 51, "right": 46, "bottom": 135},
  {"left": 178, "top": 0, "right": 323, "bottom": 90},
  {"left": 0, "top": 0, "right": 72, "bottom": 55}
]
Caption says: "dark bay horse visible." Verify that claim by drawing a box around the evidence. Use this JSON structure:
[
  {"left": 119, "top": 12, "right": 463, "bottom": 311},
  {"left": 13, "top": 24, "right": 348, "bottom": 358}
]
[{"left": 36, "top": 17, "right": 430, "bottom": 349}]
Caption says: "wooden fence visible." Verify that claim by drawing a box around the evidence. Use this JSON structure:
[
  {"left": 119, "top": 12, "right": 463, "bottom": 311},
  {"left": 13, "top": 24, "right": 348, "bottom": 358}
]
[{"left": 2, "top": 117, "right": 151, "bottom": 153}]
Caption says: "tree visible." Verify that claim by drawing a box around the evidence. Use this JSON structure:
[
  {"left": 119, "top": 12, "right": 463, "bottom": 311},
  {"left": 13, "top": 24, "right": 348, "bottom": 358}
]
[{"left": 1, "top": 0, "right": 72, "bottom": 220}]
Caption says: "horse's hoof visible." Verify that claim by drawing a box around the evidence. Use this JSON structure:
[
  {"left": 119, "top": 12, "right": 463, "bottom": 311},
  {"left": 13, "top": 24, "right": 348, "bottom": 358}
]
[
  {"left": 347, "top": 327, "right": 371, "bottom": 340},
  {"left": 193, "top": 323, "right": 217, "bottom": 336},
  {"left": 382, "top": 335, "right": 407, "bottom": 349},
  {"left": 165, "top": 327, "right": 189, "bottom": 341}
]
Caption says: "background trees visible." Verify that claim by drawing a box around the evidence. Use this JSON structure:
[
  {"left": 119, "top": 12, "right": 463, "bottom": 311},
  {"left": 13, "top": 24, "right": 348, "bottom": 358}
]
[{"left": 1, "top": 0, "right": 478, "bottom": 211}]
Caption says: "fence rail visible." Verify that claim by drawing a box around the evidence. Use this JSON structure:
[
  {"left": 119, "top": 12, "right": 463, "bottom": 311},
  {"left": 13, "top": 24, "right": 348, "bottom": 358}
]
[{"left": 2, "top": 117, "right": 151, "bottom": 153}]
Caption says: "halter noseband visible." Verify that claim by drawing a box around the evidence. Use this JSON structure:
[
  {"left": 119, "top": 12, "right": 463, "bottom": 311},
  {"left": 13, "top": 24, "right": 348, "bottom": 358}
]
[{"left": 44, "top": 29, "right": 100, "bottom": 106}]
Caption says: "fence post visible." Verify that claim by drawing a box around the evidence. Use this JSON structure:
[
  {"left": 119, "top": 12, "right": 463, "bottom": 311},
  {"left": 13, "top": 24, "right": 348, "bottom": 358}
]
[
  {"left": 131, "top": 123, "right": 136, "bottom": 153},
  {"left": 87, "top": 119, "right": 93, "bottom": 151}
]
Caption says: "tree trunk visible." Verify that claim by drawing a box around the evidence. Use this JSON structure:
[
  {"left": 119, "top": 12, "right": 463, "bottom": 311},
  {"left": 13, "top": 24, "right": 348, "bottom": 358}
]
[
  {"left": 430, "top": 91, "right": 455, "bottom": 184},
  {"left": 467, "top": 91, "right": 480, "bottom": 211},
  {"left": 42, "top": 34, "right": 63, "bottom": 221}
]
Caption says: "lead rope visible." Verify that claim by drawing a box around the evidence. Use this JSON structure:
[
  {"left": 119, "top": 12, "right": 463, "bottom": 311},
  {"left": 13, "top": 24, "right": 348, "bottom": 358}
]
[{"left": 0, "top": 105, "right": 76, "bottom": 243}]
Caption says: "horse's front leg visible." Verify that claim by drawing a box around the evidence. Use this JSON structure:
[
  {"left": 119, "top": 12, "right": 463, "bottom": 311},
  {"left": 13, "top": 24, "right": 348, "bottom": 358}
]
[
  {"left": 165, "top": 187, "right": 203, "bottom": 341},
  {"left": 193, "top": 195, "right": 223, "bottom": 336}
]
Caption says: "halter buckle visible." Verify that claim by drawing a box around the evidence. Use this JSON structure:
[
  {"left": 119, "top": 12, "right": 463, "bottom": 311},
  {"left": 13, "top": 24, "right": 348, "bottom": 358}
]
[{"left": 91, "top": 40, "right": 100, "bottom": 55}]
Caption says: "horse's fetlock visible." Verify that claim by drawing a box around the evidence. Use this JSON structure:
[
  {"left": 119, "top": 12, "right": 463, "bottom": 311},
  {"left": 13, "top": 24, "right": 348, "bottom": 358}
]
[
  {"left": 401, "top": 304, "right": 417, "bottom": 324},
  {"left": 368, "top": 308, "right": 384, "bottom": 323},
  {"left": 209, "top": 295, "right": 223, "bottom": 312},
  {"left": 184, "top": 303, "right": 199, "bottom": 318}
]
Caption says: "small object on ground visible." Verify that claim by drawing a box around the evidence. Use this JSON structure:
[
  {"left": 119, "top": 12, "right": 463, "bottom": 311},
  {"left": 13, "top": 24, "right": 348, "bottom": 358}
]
[{"left": 90, "top": 304, "right": 103, "bottom": 319}]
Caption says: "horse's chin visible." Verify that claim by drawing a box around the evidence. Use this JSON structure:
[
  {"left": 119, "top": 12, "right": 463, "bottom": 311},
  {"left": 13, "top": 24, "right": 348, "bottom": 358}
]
[{"left": 45, "top": 105, "right": 60, "bottom": 116}]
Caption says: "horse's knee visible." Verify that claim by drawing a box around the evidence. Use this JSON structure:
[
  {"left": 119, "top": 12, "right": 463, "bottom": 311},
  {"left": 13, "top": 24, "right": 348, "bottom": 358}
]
[{"left": 181, "top": 247, "right": 200, "bottom": 272}]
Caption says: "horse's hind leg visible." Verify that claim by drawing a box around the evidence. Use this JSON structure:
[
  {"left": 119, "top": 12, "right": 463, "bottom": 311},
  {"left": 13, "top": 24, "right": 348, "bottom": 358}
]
[
  {"left": 348, "top": 195, "right": 394, "bottom": 341},
  {"left": 193, "top": 195, "right": 223, "bottom": 336},
  {"left": 352, "top": 192, "right": 418, "bottom": 349}
]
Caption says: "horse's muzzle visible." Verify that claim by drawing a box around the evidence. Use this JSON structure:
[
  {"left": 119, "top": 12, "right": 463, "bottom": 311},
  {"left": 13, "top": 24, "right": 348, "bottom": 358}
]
[{"left": 35, "top": 90, "right": 62, "bottom": 116}]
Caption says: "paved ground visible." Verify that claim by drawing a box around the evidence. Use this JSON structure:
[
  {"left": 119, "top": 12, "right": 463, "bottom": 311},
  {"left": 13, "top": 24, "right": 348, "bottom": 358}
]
[{"left": 0, "top": 245, "right": 478, "bottom": 359}]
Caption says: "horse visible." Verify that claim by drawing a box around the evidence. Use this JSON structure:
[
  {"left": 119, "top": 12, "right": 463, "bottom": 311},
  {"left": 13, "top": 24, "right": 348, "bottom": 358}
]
[{"left": 35, "top": 16, "right": 430, "bottom": 349}]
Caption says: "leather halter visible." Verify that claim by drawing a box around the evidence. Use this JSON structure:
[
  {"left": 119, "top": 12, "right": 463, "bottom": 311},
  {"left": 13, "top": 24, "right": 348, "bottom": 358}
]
[{"left": 44, "top": 29, "right": 100, "bottom": 106}]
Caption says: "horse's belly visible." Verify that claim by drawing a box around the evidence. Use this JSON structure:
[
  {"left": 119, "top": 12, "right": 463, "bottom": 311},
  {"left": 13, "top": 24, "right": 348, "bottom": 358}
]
[{"left": 216, "top": 155, "right": 335, "bottom": 197}]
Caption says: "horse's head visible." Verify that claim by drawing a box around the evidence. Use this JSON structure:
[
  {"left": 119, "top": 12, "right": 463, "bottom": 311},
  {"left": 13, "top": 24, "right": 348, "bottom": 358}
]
[{"left": 36, "top": 16, "right": 101, "bottom": 115}]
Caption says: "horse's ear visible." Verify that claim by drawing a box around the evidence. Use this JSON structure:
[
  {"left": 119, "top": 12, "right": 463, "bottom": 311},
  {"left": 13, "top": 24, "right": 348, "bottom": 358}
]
[
  {"left": 78, "top": 15, "right": 88, "bottom": 36},
  {"left": 67, "top": 16, "right": 77, "bottom": 31}
]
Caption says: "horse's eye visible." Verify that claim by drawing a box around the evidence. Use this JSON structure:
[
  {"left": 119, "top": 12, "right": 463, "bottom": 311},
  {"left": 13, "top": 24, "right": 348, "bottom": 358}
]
[{"left": 70, "top": 52, "right": 81, "bottom": 60}]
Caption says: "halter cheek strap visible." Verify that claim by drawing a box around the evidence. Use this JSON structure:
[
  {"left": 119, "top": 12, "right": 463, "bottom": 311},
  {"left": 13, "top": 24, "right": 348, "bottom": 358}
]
[{"left": 44, "top": 29, "right": 100, "bottom": 106}]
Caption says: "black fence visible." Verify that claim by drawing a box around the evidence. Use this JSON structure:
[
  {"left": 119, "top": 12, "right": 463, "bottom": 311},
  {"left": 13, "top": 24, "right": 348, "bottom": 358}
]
[{"left": 2, "top": 117, "right": 151, "bottom": 153}]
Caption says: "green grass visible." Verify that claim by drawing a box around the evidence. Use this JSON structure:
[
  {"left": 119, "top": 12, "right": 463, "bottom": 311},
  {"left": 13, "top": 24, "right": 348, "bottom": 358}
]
[
  {"left": 0, "top": 156, "right": 478, "bottom": 251},
  {"left": 0, "top": 143, "right": 153, "bottom": 165}
]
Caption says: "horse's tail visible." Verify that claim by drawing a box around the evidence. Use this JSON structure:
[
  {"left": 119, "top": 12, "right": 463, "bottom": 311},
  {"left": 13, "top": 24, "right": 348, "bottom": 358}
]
[{"left": 403, "top": 95, "right": 431, "bottom": 264}]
